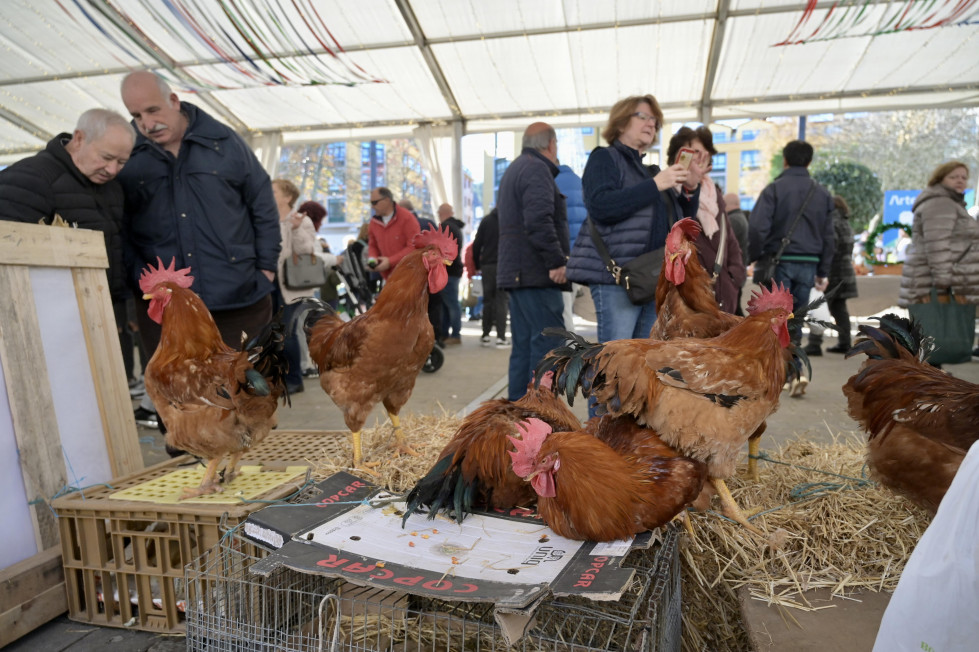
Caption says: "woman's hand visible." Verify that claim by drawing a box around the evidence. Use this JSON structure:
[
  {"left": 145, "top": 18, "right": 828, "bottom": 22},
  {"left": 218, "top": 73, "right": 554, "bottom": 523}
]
[
  {"left": 289, "top": 212, "right": 305, "bottom": 229},
  {"left": 683, "top": 160, "right": 704, "bottom": 191},
  {"left": 654, "top": 164, "right": 689, "bottom": 191}
]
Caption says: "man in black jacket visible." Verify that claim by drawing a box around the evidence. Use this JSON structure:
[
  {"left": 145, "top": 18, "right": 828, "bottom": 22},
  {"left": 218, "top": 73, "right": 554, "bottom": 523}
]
[
  {"left": 437, "top": 202, "right": 465, "bottom": 345},
  {"left": 496, "top": 122, "right": 570, "bottom": 400},
  {"left": 0, "top": 108, "right": 135, "bottom": 300},
  {"left": 472, "top": 208, "right": 508, "bottom": 346}
]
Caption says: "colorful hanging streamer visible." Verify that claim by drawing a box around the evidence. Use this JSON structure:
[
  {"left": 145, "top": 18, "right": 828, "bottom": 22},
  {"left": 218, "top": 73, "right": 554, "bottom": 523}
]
[{"left": 774, "top": 0, "right": 979, "bottom": 46}]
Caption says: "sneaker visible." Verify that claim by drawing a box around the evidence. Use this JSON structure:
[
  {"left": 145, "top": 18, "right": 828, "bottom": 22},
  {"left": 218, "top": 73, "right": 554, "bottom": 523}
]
[
  {"left": 134, "top": 407, "right": 159, "bottom": 428},
  {"left": 129, "top": 379, "right": 146, "bottom": 399},
  {"left": 496, "top": 338, "right": 511, "bottom": 348},
  {"left": 444, "top": 337, "right": 462, "bottom": 346},
  {"left": 789, "top": 375, "right": 809, "bottom": 398},
  {"left": 480, "top": 336, "right": 493, "bottom": 347}
]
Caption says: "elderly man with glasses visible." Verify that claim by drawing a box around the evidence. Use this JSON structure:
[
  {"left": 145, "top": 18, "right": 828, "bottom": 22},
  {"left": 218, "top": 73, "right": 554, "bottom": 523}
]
[{"left": 367, "top": 186, "right": 422, "bottom": 278}]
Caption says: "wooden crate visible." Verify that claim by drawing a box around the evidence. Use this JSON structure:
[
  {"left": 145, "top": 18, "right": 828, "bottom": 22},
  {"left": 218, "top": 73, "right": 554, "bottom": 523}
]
[
  {"left": 0, "top": 222, "right": 143, "bottom": 646},
  {"left": 51, "top": 430, "right": 344, "bottom": 633}
]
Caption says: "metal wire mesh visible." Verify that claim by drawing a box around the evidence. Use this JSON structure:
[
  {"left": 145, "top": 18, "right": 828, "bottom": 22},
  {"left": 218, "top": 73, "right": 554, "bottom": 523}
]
[{"left": 186, "top": 525, "right": 680, "bottom": 652}]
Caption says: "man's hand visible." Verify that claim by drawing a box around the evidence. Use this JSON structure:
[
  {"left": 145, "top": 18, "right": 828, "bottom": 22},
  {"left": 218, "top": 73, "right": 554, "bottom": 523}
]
[
  {"left": 261, "top": 269, "right": 275, "bottom": 283},
  {"left": 814, "top": 276, "right": 829, "bottom": 292},
  {"left": 549, "top": 266, "right": 567, "bottom": 285},
  {"left": 374, "top": 256, "right": 391, "bottom": 272}
]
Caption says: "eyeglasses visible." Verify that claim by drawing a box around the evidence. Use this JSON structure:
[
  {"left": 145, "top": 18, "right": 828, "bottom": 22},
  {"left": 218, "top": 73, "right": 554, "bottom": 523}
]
[
  {"left": 631, "top": 112, "right": 659, "bottom": 126},
  {"left": 370, "top": 198, "right": 384, "bottom": 206}
]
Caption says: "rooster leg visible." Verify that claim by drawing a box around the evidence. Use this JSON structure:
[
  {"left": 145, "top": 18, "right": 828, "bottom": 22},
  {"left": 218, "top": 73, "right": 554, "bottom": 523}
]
[
  {"left": 747, "top": 438, "right": 761, "bottom": 482},
  {"left": 672, "top": 510, "right": 696, "bottom": 538},
  {"left": 223, "top": 451, "right": 244, "bottom": 485},
  {"left": 181, "top": 458, "right": 223, "bottom": 500},
  {"left": 351, "top": 430, "right": 380, "bottom": 475},
  {"left": 388, "top": 413, "right": 419, "bottom": 457},
  {"left": 713, "top": 478, "right": 764, "bottom": 535}
]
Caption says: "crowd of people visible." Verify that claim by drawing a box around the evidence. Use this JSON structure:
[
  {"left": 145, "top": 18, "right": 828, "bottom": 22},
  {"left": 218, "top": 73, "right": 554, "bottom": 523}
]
[{"left": 0, "top": 74, "right": 975, "bottom": 426}]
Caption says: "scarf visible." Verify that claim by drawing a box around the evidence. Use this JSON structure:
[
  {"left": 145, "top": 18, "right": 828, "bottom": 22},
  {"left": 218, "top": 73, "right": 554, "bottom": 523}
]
[{"left": 697, "top": 177, "right": 720, "bottom": 239}]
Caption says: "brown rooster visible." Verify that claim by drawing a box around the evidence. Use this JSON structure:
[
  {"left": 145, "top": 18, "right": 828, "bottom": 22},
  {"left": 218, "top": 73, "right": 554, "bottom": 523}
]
[
  {"left": 140, "top": 258, "right": 288, "bottom": 499},
  {"left": 844, "top": 314, "right": 979, "bottom": 513},
  {"left": 305, "top": 228, "right": 457, "bottom": 472},
  {"left": 401, "top": 371, "right": 580, "bottom": 524},
  {"left": 508, "top": 417, "right": 707, "bottom": 541},
  {"left": 536, "top": 283, "right": 796, "bottom": 534}
]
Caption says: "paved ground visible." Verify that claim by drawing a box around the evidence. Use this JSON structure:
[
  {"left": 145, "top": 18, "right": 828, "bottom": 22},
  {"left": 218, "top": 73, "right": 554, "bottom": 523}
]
[{"left": 12, "top": 274, "right": 978, "bottom": 650}]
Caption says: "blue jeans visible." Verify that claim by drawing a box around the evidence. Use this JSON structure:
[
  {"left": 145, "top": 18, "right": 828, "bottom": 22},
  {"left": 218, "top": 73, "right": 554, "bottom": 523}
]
[
  {"left": 507, "top": 287, "right": 565, "bottom": 401},
  {"left": 590, "top": 283, "right": 658, "bottom": 342},
  {"left": 774, "top": 261, "right": 816, "bottom": 345},
  {"left": 281, "top": 300, "right": 307, "bottom": 388},
  {"left": 440, "top": 275, "right": 462, "bottom": 338}
]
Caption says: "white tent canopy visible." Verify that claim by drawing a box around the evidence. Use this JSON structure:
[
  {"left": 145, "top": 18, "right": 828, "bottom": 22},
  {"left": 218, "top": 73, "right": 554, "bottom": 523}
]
[{"left": 1, "top": 0, "right": 977, "bottom": 159}]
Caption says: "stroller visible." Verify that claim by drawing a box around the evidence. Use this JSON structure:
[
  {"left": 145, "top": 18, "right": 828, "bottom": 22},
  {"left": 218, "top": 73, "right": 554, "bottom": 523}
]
[{"left": 334, "top": 239, "right": 444, "bottom": 373}]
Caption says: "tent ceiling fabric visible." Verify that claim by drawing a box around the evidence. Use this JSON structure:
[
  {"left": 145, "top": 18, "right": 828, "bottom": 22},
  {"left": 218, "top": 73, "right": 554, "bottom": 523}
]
[{"left": 0, "top": 0, "right": 977, "bottom": 157}]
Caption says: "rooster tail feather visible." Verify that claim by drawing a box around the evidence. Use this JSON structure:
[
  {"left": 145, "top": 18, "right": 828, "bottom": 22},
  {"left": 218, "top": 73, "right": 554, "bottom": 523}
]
[
  {"left": 786, "top": 343, "right": 812, "bottom": 382},
  {"left": 402, "top": 455, "right": 477, "bottom": 526},
  {"left": 301, "top": 297, "right": 338, "bottom": 336},
  {"left": 243, "top": 309, "right": 289, "bottom": 397}
]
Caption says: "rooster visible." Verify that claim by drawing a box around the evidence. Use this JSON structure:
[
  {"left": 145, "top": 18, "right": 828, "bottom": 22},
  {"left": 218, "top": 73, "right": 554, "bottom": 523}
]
[
  {"left": 140, "top": 258, "right": 288, "bottom": 499},
  {"left": 844, "top": 314, "right": 979, "bottom": 513},
  {"left": 305, "top": 228, "right": 457, "bottom": 472},
  {"left": 507, "top": 417, "right": 707, "bottom": 541},
  {"left": 402, "top": 371, "right": 580, "bottom": 524},
  {"left": 536, "top": 283, "right": 796, "bottom": 534}
]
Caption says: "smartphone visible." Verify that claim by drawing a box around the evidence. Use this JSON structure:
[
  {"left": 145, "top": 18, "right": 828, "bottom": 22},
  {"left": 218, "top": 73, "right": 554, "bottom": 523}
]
[{"left": 676, "top": 147, "right": 696, "bottom": 169}]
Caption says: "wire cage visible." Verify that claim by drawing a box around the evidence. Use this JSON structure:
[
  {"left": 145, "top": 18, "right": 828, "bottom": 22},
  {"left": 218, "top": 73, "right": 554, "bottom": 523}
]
[{"left": 185, "top": 525, "right": 681, "bottom": 652}]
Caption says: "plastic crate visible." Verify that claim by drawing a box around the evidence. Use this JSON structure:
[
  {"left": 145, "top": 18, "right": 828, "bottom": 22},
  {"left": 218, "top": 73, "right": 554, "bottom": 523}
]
[
  {"left": 186, "top": 525, "right": 682, "bottom": 651},
  {"left": 52, "top": 430, "right": 345, "bottom": 633}
]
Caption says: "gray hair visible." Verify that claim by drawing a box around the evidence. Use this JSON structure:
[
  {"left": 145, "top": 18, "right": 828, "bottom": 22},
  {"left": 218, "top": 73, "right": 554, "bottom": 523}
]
[
  {"left": 375, "top": 186, "right": 394, "bottom": 202},
  {"left": 522, "top": 126, "right": 556, "bottom": 151},
  {"left": 120, "top": 70, "right": 174, "bottom": 99},
  {"left": 75, "top": 108, "right": 136, "bottom": 144}
]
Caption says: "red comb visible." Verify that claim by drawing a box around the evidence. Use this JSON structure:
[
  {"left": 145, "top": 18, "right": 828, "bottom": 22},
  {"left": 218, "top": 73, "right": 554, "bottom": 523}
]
[
  {"left": 746, "top": 281, "right": 793, "bottom": 315},
  {"left": 507, "top": 418, "right": 552, "bottom": 477},
  {"left": 413, "top": 226, "right": 458, "bottom": 260},
  {"left": 139, "top": 257, "right": 194, "bottom": 293},
  {"left": 665, "top": 218, "right": 701, "bottom": 250}
]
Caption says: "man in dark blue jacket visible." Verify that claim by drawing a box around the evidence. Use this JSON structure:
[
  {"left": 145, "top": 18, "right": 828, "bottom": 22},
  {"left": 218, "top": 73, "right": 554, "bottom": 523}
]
[
  {"left": 119, "top": 71, "right": 280, "bottom": 429},
  {"left": 497, "top": 122, "right": 570, "bottom": 401},
  {"left": 749, "top": 140, "right": 834, "bottom": 393},
  {"left": 119, "top": 71, "right": 280, "bottom": 355}
]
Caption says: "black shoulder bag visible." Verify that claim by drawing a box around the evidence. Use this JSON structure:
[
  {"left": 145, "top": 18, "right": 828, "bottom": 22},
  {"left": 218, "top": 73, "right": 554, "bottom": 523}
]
[
  {"left": 753, "top": 180, "right": 816, "bottom": 285},
  {"left": 588, "top": 190, "right": 676, "bottom": 306}
]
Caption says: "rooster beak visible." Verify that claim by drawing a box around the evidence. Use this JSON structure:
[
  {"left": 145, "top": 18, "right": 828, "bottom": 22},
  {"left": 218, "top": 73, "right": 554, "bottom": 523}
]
[
  {"left": 443, "top": 259, "right": 451, "bottom": 266},
  {"left": 142, "top": 293, "right": 153, "bottom": 300}
]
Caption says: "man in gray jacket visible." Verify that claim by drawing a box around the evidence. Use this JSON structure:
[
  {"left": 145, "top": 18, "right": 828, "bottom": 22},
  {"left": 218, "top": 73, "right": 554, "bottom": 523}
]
[
  {"left": 496, "top": 122, "right": 570, "bottom": 401},
  {"left": 749, "top": 140, "right": 834, "bottom": 345}
]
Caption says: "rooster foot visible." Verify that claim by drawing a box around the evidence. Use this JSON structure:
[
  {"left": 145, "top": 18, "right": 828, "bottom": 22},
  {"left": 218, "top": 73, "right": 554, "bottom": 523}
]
[
  {"left": 672, "top": 510, "right": 696, "bottom": 538},
  {"left": 180, "top": 483, "right": 222, "bottom": 500},
  {"left": 714, "top": 478, "right": 765, "bottom": 536},
  {"left": 392, "top": 443, "right": 420, "bottom": 457},
  {"left": 353, "top": 463, "right": 380, "bottom": 477}
]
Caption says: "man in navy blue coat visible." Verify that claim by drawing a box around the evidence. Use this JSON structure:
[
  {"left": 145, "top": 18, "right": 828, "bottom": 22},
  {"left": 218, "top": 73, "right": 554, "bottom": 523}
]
[{"left": 496, "top": 122, "right": 570, "bottom": 401}]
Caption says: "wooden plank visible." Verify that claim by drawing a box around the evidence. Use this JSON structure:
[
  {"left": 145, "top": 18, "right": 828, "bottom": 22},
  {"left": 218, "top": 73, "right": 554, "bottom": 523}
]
[
  {"left": 0, "top": 265, "right": 67, "bottom": 550},
  {"left": 73, "top": 267, "right": 143, "bottom": 477},
  {"left": 0, "top": 582, "right": 68, "bottom": 648},
  {"left": 0, "top": 222, "right": 108, "bottom": 268},
  {"left": 0, "top": 546, "right": 63, "bottom": 613}
]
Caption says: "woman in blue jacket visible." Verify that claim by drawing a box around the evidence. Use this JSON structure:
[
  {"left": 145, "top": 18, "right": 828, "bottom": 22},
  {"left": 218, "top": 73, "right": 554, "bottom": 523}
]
[{"left": 567, "top": 95, "right": 699, "bottom": 342}]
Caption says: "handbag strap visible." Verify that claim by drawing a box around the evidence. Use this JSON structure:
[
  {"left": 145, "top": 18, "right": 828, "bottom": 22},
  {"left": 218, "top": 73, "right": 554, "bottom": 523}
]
[
  {"left": 713, "top": 211, "right": 728, "bottom": 279},
  {"left": 773, "top": 180, "right": 817, "bottom": 260},
  {"left": 588, "top": 218, "right": 622, "bottom": 283}
]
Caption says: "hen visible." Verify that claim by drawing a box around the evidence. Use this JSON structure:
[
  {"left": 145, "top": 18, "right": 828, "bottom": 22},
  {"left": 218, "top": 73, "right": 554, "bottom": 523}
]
[
  {"left": 402, "top": 371, "right": 580, "bottom": 524},
  {"left": 652, "top": 218, "right": 798, "bottom": 481},
  {"left": 140, "top": 258, "right": 288, "bottom": 499},
  {"left": 508, "top": 417, "right": 707, "bottom": 541},
  {"left": 536, "top": 283, "right": 796, "bottom": 533},
  {"left": 305, "top": 228, "right": 457, "bottom": 472},
  {"left": 844, "top": 314, "right": 979, "bottom": 513}
]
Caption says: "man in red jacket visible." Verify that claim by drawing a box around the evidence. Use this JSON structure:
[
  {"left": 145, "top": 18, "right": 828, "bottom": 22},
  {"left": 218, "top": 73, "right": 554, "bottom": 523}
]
[{"left": 367, "top": 186, "right": 421, "bottom": 279}]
